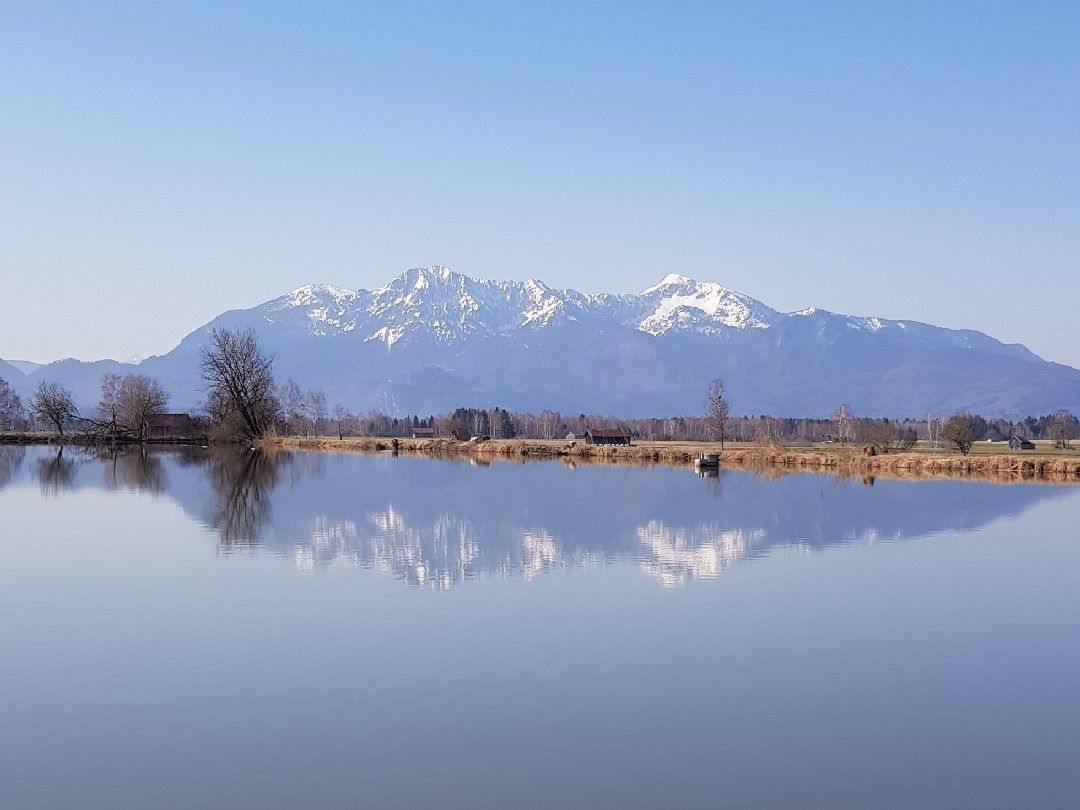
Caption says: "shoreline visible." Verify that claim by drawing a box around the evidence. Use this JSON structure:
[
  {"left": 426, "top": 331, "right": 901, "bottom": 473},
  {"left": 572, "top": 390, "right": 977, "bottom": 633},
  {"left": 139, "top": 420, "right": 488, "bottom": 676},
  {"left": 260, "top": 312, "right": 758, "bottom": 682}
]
[
  {"left": 0, "top": 433, "right": 202, "bottom": 446},
  {"left": 262, "top": 436, "right": 1080, "bottom": 484},
  {"left": 6, "top": 432, "right": 1078, "bottom": 483}
]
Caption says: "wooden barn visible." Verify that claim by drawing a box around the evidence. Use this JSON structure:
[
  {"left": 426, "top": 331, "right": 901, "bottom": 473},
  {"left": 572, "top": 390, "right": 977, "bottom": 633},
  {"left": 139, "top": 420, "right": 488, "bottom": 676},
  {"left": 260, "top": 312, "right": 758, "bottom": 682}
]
[
  {"left": 411, "top": 427, "right": 436, "bottom": 439},
  {"left": 584, "top": 428, "right": 632, "bottom": 446},
  {"left": 143, "top": 413, "right": 196, "bottom": 441},
  {"left": 1009, "top": 436, "right": 1036, "bottom": 451}
]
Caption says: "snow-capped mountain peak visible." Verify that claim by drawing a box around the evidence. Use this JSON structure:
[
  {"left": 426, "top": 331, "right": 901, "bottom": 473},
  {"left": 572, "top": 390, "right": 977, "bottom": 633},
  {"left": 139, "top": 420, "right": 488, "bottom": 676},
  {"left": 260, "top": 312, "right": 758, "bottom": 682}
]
[
  {"left": 11, "top": 265, "right": 1075, "bottom": 418},
  {"left": 641, "top": 273, "right": 695, "bottom": 294},
  {"left": 364, "top": 266, "right": 533, "bottom": 346},
  {"left": 261, "top": 284, "right": 364, "bottom": 337},
  {"left": 262, "top": 268, "right": 817, "bottom": 346},
  {"left": 287, "top": 283, "right": 359, "bottom": 307},
  {"left": 249, "top": 267, "right": 1046, "bottom": 371},
  {"left": 637, "top": 274, "right": 774, "bottom": 334}
]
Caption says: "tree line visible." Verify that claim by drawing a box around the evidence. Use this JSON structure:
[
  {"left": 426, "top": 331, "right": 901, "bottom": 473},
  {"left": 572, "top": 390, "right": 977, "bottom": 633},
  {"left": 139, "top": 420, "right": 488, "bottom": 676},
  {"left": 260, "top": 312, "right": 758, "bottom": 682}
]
[{"left": 2, "top": 331, "right": 1078, "bottom": 455}]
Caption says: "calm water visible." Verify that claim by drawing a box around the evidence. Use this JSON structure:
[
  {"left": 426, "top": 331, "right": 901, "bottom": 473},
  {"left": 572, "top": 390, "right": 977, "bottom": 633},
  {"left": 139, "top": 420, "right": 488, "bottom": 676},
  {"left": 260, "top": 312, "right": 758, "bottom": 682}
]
[{"left": 1, "top": 445, "right": 1078, "bottom": 809}]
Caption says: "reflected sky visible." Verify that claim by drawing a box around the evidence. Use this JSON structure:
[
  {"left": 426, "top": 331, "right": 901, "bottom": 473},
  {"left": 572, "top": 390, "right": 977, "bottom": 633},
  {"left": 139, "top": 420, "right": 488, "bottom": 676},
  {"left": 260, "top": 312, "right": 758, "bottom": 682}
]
[
  {"left": 0, "top": 445, "right": 1072, "bottom": 589},
  {"left": 1, "top": 445, "right": 1079, "bottom": 809}
]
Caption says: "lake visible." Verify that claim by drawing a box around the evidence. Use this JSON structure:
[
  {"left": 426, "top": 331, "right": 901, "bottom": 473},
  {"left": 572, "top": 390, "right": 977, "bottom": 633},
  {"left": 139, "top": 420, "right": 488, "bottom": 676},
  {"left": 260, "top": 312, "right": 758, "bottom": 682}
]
[{"left": 1, "top": 445, "right": 1078, "bottom": 808}]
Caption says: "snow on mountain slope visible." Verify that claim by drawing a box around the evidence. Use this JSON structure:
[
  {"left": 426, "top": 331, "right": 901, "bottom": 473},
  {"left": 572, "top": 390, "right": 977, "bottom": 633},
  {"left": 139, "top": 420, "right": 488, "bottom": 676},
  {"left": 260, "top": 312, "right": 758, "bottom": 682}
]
[
  {"left": 248, "top": 267, "right": 1041, "bottom": 366},
  {"left": 636, "top": 273, "right": 774, "bottom": 334},
  {"left": 7, "top": 266, "right": 1075, "bottom": 417},
  {"left": 253, "top": 266, "right": 788, "bottom": 346},
  {"left": 261, "top": 283, "right": 365, "bottom": 336}
]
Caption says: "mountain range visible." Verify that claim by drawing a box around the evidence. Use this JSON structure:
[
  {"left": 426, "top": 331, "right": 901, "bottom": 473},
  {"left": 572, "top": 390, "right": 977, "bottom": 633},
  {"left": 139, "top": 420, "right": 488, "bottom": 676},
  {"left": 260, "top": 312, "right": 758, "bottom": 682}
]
[{"left": 3, "top": 266, "right": 1079, "bottom": 417}]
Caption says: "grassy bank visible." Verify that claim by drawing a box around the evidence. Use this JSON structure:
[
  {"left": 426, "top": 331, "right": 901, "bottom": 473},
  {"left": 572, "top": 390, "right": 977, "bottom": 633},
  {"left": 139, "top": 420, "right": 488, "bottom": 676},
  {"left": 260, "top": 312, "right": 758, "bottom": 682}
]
[
  {"left": 0, "top": 432, "right": 82, "bottom": 445},
  {"left": 8, "top": 430, "right": 1076, "bottom": 483},
  {"left": 0, "top": 432, "right": 202, "bottom": 446},
  {"left": 264, "top": 436, "right": 1080, "bottom": 483}
]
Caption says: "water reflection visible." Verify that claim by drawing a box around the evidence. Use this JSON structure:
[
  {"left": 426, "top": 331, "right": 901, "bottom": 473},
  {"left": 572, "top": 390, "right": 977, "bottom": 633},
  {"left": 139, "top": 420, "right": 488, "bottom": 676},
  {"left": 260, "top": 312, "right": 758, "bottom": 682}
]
[
  {"left": 0, "top": 444, "right": 173, "bottom": 496},
  {"left": 1, "top": 446, "right": 1071, "bottom": 589},
  {"left": 100, "top": 446, "right": 168, "bottom": 493},
  {"left": 35, "top": 447, "right": 77, "bottom": 497},
  {"left": 0, "top": 445, "right": 26, "bottom": 490},
  {"left": 637, "top": 522, "right": 759, "bottom": 588},
  {"left": 196, "top": 449, "right": 288, "bottom": 549}
]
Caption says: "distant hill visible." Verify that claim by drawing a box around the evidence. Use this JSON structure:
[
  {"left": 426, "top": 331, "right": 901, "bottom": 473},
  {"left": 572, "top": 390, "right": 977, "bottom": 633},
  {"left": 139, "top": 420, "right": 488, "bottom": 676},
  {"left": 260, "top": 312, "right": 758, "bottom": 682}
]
[
  {"left": 6, "top": 360, "right": 43, "bottom": 375},
  {"left": 4, "top": 267, "right": 1080, "bottom": 418},
  {"left": 0, "top": 359, "right": 27, "bottom": 384}
]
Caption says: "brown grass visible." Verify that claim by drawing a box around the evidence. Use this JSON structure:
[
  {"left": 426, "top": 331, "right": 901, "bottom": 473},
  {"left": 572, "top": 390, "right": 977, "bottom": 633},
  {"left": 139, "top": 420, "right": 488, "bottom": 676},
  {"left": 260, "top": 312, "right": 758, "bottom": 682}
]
[{"left": 263, "top": 436, "right": 1080, "bottom": 484}]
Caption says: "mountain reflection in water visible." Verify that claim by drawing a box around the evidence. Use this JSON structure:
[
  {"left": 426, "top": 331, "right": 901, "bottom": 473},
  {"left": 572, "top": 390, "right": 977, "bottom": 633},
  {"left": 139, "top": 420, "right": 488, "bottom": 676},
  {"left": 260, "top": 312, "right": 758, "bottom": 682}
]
[{"left": 0, "top": 445, "right": 1068, "bottom": 588}]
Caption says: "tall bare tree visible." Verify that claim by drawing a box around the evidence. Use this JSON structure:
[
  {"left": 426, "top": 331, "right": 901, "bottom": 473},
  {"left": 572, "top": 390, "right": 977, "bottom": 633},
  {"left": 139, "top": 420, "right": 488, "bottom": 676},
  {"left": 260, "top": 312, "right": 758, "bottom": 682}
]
[
  {"left": 279, "top": 379, "right": 303, "bottom": 436},
  {"left": 331, "top": 404, "right": 347, "bottom": 439},
  {"left": 303, "top": 388, "right": 327, "bottom": 436},
  {"left": 98, "top": 373, "right": 123, "bottom": 426},
  {"left": 833, "top": 403, "right": 855, "bottom": 445},
  {"left": 1049, "top": 409, "right": 1078, "bottom": 449},
  {"left": 0, "top": 378, "right": 24, "bottom": 431},
  {"left": 704, "top": 378, "right": 731, "bottom": 449},
  {"left": 926, "top": 412, "right": 943, "bottom": 449},
  {"left": 754, "top": 415, "right": 783, "bottom": 446},
  {"left": 119, "top": 374, "right": 169, "bottom": 435},
  {"left": 96, "top": 373, "right": 169, "bottom": 437},
  {"left": 31, "top": 381, "right": 78, "bottom": 436},
  {"left": 538, "top": 409, "right": 561, "bottom": 440},
  {"left": 200, "top": 328, "right": 277, "bottom": 440}
]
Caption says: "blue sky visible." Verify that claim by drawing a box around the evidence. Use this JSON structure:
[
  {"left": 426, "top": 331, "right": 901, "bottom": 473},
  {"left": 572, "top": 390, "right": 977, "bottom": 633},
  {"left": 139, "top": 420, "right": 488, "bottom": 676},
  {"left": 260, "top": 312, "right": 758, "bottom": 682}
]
[{"left": 1, "top": 1, "right": 1078, "bottom": 365}]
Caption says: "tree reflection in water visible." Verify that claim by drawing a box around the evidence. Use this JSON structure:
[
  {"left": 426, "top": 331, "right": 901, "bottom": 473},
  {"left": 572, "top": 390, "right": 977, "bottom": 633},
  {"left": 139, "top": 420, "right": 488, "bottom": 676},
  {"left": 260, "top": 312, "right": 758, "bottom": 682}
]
[
  {"left": 35, "top": 447, "right": 77, "bottom": 496},
  {"left": 28, "top": 444, "right": 176, "bottom": 497},
  {"left": 196, "top": 449, "right": 291, "bottom": 550},
  {"left": 98, "top": 446, "right": 168, "bottom": 493},
  {"left": 0, "top": 445, "right": 26, "bottom": 491},
  {"left": 11, "top": 443, "right": 293, "bottom": 551},
  {"left": 4, "top": 445, "right": 1072, "bottom": 590}
]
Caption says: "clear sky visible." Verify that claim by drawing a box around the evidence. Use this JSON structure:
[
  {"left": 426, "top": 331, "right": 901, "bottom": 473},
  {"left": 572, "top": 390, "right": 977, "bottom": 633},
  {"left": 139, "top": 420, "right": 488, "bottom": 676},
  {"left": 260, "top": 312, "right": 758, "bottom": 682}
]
[{"left": 1, "top": 1, "right": 1078, "bottom": 366}]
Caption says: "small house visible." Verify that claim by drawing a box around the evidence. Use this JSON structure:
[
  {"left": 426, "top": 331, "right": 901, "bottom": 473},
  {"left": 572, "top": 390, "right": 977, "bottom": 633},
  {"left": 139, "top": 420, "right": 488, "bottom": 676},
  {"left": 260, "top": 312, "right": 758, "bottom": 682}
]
[
  {"left": 584, "top": 428, "right": 632, "bottom": 446},
  {"left": 143, "top": 413, "right": 195, "bottom": 441},
  {"left": 411, "top": 427, "right": 436, "bottom": 439},
  {"left": 1009, "top": 436, "right": 1036, "bottom": 451}
]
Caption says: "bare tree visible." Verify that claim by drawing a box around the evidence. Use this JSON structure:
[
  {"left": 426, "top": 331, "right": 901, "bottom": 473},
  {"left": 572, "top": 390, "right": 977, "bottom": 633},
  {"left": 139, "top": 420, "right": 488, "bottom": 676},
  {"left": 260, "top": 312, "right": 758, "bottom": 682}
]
[
  {"left": 833, "top": 403, "right": 855, "bottom": 445},
  {"left": 88, "top": 373, "right": 168, "bottom": 439},
  {"left": 0, "top": 378, "right": 24, "bottom": 432},
  {"left": 303, "top": 388, "right": 327, "bottom": 436},
  {"left": 859, "top": 419, "right": 895, "bottom": 454},
  {"left": 941, "top": 413, "right": 985, "bottom": 455},
  {"left": 117, "top": 374, "right": 169, "bottom": 435},
  {"left": 442, "top": 413, "right": 467, "bottom": 440},
  {"left": 858, "top": 419, "right": 917, "bottom": 454},
  {"left": 754, "top": 415, "right": 783, "bottom": 446},
  {"left": 926, "top": 412, "right": 943, "bottom": 449},
  {"left": 332, "top": 404, "right": 347, "bottom": 439},
  {"left": 704, "top": 379, "right": 731, "bottom": 449},
  {"left": 98, "top": 373, "right": 122, "bottom": 427},
  {"left": 538, "top": 409, "right": 560, "bottom": 440},
  {"left": 36, "top": 446, "right": 76, "bottom": 494},
  {"left": 31, "top": 381, "right": 78, "bottom": 436},
  {"left": 279, "top": 379, "right": 303, "bottom": 436},
  {"left": 1049, "top": 409, "right": 1078, "bottom": 450},
  {"left": 200, "top": 328, "right": 277, "bottom": 440}
]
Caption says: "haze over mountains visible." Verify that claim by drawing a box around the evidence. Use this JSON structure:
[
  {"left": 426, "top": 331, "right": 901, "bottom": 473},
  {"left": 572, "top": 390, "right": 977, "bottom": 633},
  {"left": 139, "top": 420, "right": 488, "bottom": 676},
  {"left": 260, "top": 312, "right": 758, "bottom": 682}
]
[{"left": 4, "top": 266, "right": 1079, "bottom": 418}]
